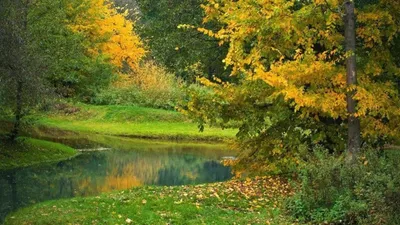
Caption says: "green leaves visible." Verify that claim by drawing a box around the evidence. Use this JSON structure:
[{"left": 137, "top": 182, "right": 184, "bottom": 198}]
[
  {"left": 28, "top": 0, "right": 115, "bottom": 99},
  {"left": 135, "top": 0, "right": 230, "bottom": 81}
]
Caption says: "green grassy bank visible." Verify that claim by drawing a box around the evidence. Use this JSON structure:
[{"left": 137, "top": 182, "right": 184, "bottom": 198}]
[
  {"left": 33, "top": 104, "right": 236, "bottom": 142},
  {"left": 0, "top": 137, "right": 78, "bottom": 170},
  {"left": 4, "top": 176, "right": 293, "bottom": 225}
]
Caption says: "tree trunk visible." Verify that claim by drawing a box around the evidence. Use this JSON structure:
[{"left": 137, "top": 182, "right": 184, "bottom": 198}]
[
  {"left": 344, "top": 0, "right": 361, "bottom": 164},
  {"left": 10, "top": 80, "right": 23, "bottom": 141}
]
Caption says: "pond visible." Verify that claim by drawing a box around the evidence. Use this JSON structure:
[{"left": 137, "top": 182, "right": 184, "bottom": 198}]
[{"left": 0, "top": 135, "right": 235, "bottom": 223}]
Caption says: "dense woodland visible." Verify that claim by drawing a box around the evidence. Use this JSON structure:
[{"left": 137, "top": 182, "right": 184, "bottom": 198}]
[{"left": 1, "top": 0, "right": 400, "bottom": 224}]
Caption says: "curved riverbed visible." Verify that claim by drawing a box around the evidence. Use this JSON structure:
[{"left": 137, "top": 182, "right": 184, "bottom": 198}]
[{"left": 0, "top": 136, "right": 234, "bottom": 223}]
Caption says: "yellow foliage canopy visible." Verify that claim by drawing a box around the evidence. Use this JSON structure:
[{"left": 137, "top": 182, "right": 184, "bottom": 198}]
[
  {"left": 68, "top": 0, "right": 146, "bottom": 70},
  {"left": 198, "top": 0, "right": 400, "bottom": 139}
]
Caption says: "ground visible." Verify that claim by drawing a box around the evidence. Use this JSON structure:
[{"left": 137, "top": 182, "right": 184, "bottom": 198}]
[{"left": 4, "top": 176, "right": 294, "bottom": 225}]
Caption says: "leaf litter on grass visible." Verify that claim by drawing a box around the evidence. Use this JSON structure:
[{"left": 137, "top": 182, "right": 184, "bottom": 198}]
[{"left": 6, "top": 176, "right": 296, "bottom": 225}]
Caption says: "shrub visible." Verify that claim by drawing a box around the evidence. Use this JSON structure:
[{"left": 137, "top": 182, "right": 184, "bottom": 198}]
[
  {"left": 92, "top": 61, "right": 184, "bottom": 110},
  {"left": 285, "top": 147, "right": 400, "bottom": 224}
]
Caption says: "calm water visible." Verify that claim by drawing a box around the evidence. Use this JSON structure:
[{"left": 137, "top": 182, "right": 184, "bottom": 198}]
[{"left": 0, "top": 136, "right": 234, "bottom": 223}]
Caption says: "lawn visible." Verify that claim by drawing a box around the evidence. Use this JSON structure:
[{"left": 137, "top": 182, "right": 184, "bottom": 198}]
[
  {"left": 4, "top": 176, "right": 294, "bottom": 225},
  {"left": 33, "top": 104, "right": 237, "bottom": 141}
]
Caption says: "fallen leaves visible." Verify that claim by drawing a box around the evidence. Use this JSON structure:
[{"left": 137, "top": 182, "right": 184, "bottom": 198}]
[
  {"left": 133, "top": 176, "right": 293, "bottom": 214},
  {"left": 7, "top": 176, "right": 295, "bottom": 225}
]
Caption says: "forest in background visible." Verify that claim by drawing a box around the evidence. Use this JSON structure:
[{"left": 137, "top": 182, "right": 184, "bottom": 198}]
[{"left": 1, "top": 0, "right": 400, "bottom": 224}]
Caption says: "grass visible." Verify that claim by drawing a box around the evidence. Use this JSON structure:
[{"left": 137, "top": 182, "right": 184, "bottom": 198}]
[
  {"left": 4, "top": 176, "right": 294, "bottom": 225},
  {"left": 0, "top": 137, "right": 78, "bottom": 170},
  {"left": 33, "top": 104, "right": 237, "bottom": 141}
]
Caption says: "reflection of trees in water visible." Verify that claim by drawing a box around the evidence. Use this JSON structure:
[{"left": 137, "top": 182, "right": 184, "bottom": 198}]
[
  {"left": 0, "top": 153, "right": 108, "bottom": 222},
  {"left": 74, "top": 150, "right": 213, "bottom": 193},
  {"left": 0, "top": 148, "right": 232, "bottom": 222},
  {"left": 8, "top": 172, "right": 17, "bottom": 210},
  {"left": 198, "top": 161, "right": 232, "bottom": 182},
  {"left": 157, "top": 158, "right": 231, "bottom": 186},
  {"left": 0, "top": 171, "right": 17, "bottom": 224},
  {"left": 77, "top": 165, "right": 142, "bottom": 195},
  {"left": 100, "top": 150, "right": 231, "bottom": 187}
]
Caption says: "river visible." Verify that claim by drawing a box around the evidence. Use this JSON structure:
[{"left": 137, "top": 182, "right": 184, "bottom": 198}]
[{"left": 0, "top": 135, "right": 235, "bottom": 223}]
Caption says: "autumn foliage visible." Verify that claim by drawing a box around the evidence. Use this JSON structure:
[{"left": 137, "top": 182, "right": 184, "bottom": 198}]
[
  {"left": 68, "top": 0, "right": 145, "bottom": 70},
  {"left": 189, "top": 0, "right": 400, "bottom": 141}
]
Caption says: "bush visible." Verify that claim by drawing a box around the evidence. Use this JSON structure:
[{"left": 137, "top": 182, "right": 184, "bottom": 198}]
[
  {"left": 91, "top": 61, "right": 184, "bottom": 110},
  {"left": 285, "top": 148, "right": 400, "bottom": 224}
]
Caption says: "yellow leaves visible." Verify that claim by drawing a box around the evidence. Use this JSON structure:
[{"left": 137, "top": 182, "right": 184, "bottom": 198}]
[
  {"left": 346, "top": 84, "right": 357, "bottom": 92},
  {"left": 174, "top": 199, "right": 184, "bottom": 204},
  {"left": 197, "top": 27, "right": 216, "bottom": 38},
  {"left": 356, "top": 9, "right": 397, "bottom": 48},
  {"left": 253, "top": 57, "right": 348, "bottom": 118},
  {"left": 315, "top": 0, "right": 326, "bottom": 5},
  {"left": 197, "top": 76, "right": 220, "bottom": 88},
  {"left": 166, "top": 176, "right": 293, "bottom": 213},
  {"left": 198, "top": 0, "right": 400, "bottom": 141},
  {"left": 68, "top": 0, "right": 145, "bottom": 70},
  {"left": 272, "top": 148, "right": 282, "bottom": 156},
  {"left": 294, "top": 49, "right": 303, "bottom": 60},
  {"left": 332, "top": 73, "right": 346, "bottom": 87},
  {"left": 113, "top": 61, "right": 181, "bottom": 99},
  {"left": 177, "top": 24, "right": 195, "bottom": 29}
]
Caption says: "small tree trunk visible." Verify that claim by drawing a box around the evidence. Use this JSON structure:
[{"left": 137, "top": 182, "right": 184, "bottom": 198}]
[
  {"left": 10, "top": 80, "right": 23, "bottom": 141},
  {"left": 344, "top": 0, "right": 361, "bottom": 164}
]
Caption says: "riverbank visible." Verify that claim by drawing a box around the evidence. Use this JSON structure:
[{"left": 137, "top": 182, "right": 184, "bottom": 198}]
[
  {"left": 0, "top": 137, "right": 78, "bottom": 171},
  {"left": 32, "top": 103, "right": 236, "bottom": 142},
  {"left": 4, "top": 176, "right": 294, "bottom": 225},
  {"left": 0, "top": 103, "right": 235, "bottom": 168}
]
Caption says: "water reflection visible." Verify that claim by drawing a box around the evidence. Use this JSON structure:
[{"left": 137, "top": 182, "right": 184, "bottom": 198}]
[{"left": 0, "top": 140, "right": 233, "bottom": 223}]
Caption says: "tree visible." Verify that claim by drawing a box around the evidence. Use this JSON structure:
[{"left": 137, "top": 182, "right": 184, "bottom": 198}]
[
  {"left": 26, "top": 0, "right": 145, "bottom": 99},
  {"left": 27, "top": 0, "right": 115, "bottom": 98},
  {"left": 184, "top": 0, "right": 400, "bottom": 170},
  {"left": 0, "top": 0, "right": 48, "bottom": 140},
  {"left": 135, "top": 0, "right": 230, "bottom": 81},
  {"left": 68, "top": 0, "right": 146, "bottom": 71}
]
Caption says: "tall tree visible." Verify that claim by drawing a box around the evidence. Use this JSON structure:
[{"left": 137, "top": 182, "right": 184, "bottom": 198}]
[
  {"left": 184, "top": 0, "right": 400, "bottom": 168},
  {"left": 0, "top": 0, "right": 48, "bottom": 140}
]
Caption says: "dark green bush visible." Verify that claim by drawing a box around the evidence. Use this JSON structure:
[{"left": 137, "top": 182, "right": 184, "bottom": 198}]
[{"left": 285, "top": 147, "right": 400, "bottom": 224}]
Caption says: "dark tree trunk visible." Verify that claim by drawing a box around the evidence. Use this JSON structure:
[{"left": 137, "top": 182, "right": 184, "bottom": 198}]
[
  {"left": 344, "top": 1, "right": 361, "bottom": 163},
  {"left": 10, "top": 80, "right": 23, "bottom": 141}
]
